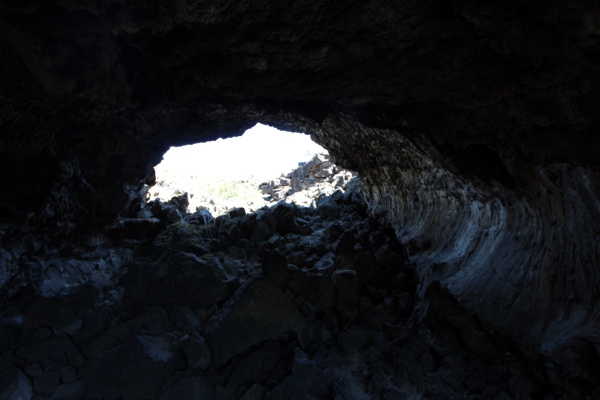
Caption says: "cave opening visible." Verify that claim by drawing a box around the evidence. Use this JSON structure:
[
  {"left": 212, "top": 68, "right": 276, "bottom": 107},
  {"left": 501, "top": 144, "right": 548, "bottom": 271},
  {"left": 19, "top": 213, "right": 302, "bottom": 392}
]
[
  {"left": 2, "top": 1, "right": 600, "bottom": 397},
  {"left": 148, "top": 122, "right": 337, "bottom": 216}
]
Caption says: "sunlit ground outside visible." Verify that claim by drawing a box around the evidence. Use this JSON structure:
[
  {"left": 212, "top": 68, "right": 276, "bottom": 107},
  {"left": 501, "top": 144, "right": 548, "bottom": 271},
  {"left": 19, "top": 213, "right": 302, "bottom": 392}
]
[{"left": 149, "top": 123, "right": 326, "bottom": 214}]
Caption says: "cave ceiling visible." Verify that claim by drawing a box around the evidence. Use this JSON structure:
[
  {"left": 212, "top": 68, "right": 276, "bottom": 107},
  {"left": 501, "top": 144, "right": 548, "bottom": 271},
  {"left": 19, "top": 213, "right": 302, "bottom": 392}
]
[{"left": 2, "top": 1, "right": 600, "bottom": 160}]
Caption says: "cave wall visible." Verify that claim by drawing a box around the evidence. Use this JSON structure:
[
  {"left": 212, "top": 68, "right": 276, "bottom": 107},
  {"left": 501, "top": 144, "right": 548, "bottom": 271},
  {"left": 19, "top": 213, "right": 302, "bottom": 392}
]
[
  {"left": 1, "top": 0, "right": 600, "bottom": 394},
  {"left": 310, "top": 112, "right": 600, "bottom": 392}
]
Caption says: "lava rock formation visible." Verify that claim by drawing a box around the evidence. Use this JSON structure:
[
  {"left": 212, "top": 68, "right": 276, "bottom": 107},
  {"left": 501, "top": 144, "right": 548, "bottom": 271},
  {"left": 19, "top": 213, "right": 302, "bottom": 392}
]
[{"left": 1, "top": 1, "right": 599, "bottom": 399}]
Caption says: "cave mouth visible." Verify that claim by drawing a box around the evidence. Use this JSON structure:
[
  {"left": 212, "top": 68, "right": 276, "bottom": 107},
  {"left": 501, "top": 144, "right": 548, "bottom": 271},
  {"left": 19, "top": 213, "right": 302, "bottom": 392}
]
[
  {"left": 0, "top": 0, "right": 599, "bottom": 396},
  {"left": 149, "top": 123, "right": 327, "bottom": 216}
]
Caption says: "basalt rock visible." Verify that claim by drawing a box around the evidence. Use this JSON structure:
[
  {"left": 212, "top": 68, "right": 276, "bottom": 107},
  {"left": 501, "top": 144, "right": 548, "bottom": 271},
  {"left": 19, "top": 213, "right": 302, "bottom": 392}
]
[
  {"left": 1, "top": 0, "right": 600, "bottom": 398},
  {"left": 0, "top": 188, "right": 568, "bottom": 398}
]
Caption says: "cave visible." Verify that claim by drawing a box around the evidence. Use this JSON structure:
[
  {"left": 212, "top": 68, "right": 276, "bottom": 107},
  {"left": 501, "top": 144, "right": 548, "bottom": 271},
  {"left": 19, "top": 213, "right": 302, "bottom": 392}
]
[{"left": 1, "top": 1, "right": 599, "bottom": 399}]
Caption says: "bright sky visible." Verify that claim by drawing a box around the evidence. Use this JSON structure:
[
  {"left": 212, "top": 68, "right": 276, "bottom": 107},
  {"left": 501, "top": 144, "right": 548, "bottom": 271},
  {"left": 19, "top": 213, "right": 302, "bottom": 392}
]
[{"left": 156, "top": 123, "right": 326, "bottom": 181}]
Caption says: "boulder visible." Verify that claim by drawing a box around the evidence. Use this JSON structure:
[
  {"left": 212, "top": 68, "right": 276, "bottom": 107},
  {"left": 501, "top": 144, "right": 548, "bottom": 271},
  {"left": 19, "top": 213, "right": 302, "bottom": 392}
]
[
  {"left": 304, "top": 274, "right": 337, "bottom": 310},
  {"left": 261, "top": 251, "right": 292, "bottom": 289},
  {"left": 251, "top": 212, "right": 277, "bottom": 244},
  {"left": 312, "top": 252, "right": 337, "bottom": 277},
  {"left": 335, "top": 251, "right": 377, "bottom": 284},
  {"left": 240, "top": 384, "right": 269, "bottom": 400},
  {"left": 121, "top": 251, "right": 229, "bottom": 308},
  {"left": 0, "top": 366, "right": 32, "bottom": 400},
  {"left": 152, "top": 221, "right": 211, "bottom": 256},
  {"left": 317, "top": 196, "right": 340, "bottom": 218},
  {"left": 184, "top": 333, "right": 212, "bottom": 370},
  {"left": 227, "top": 246, "right": 247, "bottom": 260},
  {"left": 203, "top": 277, "right": 309, "bottom": 366},
  {"left": 16, "top": 335, "right": 86, "bottom": 368},
  {"left": 374, "top": 244, "right": 405, "bottom": 269},
  {"left": 159, "top": 376, "right": 215, "bottom": 400},
  {"left": 224, "top": 341, "right": 282, "bottom": 394},
  {"left": 228, "top": 207, "right": 246, "bottom": 219},
  {"left": 33, "top": 367, "right": 60, "bottom": 397},
  {"left": 185, "top": 208, "right": 214, "bottom": 225},
  {"left": 86, "top": 335, "right": 178, "bottom": 400},
  {"left": 148, "top": 199, "right": 184, "bottom": 224},
  {"left": 49, "top": 380, "right": 85, "bottom": 400},
  {"left": 170, "top": 305, "right": 201, "bottom": 331},
  {"left": 109, "top": 218, "right": 162, "bottom": 241},
  {"left": 265, "top": 347, "right": 332, "bottom": 399},
  {"left": 241, "top": 211, "right": 277, "bottom": 244},
  {"left": 53, "top": 319, "right": 83, "bottom": 337},
  {"left": 271, "top": 202, "right": 300, "bottom": 235},
  {"left": 331, "top": 270, "right": 360, "bottom": 320}
]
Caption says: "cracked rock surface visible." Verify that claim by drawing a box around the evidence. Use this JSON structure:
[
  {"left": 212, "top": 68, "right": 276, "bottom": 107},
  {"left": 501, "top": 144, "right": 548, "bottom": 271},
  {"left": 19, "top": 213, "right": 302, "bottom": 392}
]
[{"left": 0, "top": 184, "right": 565, "bottom": 399}]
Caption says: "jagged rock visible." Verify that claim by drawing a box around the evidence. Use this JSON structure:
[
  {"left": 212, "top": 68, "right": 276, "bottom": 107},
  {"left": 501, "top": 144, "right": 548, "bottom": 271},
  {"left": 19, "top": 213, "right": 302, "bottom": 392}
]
[
  {"left": 109, "top": 218, "right": 163, "bottom": 241},
  {"left": 0, "top": 366, "right": 32, "bottom": 400},
  {"left": 186, "top": 208, "right": 215, "bottom": 225},
  {"left": 16, "top": 335, "right": 86, "bottom": 368},
  {"left": 148, "top": 199, "right": 184, "bottom": 224},
  {"left": 265, "top": 348, "right": 331, "bottom": 400},
  {"left": 0, "top": 175, "right": 566, "bottom": 398},
  {"left": 25, "top": 256, "right": 125, "bottom": 298},
  {"left": 183, "top": 334, "right": 211, "bottom": 370},
  {"left": 203, "top": 277, "right": 309, "bottom": 367},
  {"left": 312, "top": 252, "right": 337, "bottom": 277},
  {"left": 229, "top": 207, "right": 246, "bottom": 219},
  {"left": 121, "top": 251, "right": 229, "bottom": 308},
  {"left": 49, "top": 381, "right": 85, "bottom": 400},
  {"left": 240, "top": 384, "right": 269, "bottom": 400},
  {"left": 270, "top": 202, "right": 300, "bottom": 235},
  {"left": 159, "top": 376, "right": 215, "bottom": 400},
  {"left": 227, "top": 246, "right": 247, "bottom": 260},
  {"left": 174, "top": 193, "right": 189, "bottom": 213},
  {"left": 59, "top": 366, "right": 77, "bottom": 385},
  {"left": 170, "top": 305, "right": 201, "bottom": 331},
  {"left": 286, "top": 252, "right": 305, "bottom": 268},
  {"left": 374, "top": 244, "right": 404, "bottom": 269},
  {"left": 317, "top": 196, "right": 340, "bottom": 218},
  {"left": 53, "top": 319, "right": 83, "bottom": 337},
  {"left": 84, "top": 335, "right": 120, "bottom": 358},
  {"left": 239, "top": 210, "right": 277, "bottom": 245},
  {"left": 98, "top": 307, "right": 170, "bottom": 342},
  {"left": 335, "top": 251, "right": 377, "bottom": 284},
  {"left": 224, "top": 341, "right": 282, "bottom": 394},
  {"left": 23, "top": 364, "right": 43, "bottom": 378},
  {"left": 304, "top": 274, "right": 337, "bottom": 310},
  {"left": 261, "top": 251, "right": 292, "bottom": 289},
  {"left": 86, "top": 335, "right": 178, "bottom": 400},
  {"left": 250, "top": 211, "right": 278, "bottom": 244},
  {"left": 331, "top": 270, "right": 360, "bottom": 320},
  {"left": 152, "top": 221, "right": 211, "bottom": 256},
  {"left": 337, "top": 328, "right": 372, "bottom": 357},
  {"left": 33, "top": 367, "right": 60, "bottom": 397},
  {"left": 445, "top": 314, "right": 499, "bottom": 360}
]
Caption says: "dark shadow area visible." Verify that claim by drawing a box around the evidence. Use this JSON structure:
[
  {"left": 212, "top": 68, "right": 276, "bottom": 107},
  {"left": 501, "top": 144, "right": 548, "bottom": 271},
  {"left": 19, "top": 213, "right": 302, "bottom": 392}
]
[{"left": 439, "top": 143, "right": 516, "bottom": 189}]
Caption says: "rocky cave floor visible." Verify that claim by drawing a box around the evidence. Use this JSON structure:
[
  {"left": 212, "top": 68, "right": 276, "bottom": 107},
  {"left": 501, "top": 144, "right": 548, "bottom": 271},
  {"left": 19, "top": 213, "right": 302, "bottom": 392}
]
[{"left": 0, "top": 184, "right": 564, "bottom": 400}]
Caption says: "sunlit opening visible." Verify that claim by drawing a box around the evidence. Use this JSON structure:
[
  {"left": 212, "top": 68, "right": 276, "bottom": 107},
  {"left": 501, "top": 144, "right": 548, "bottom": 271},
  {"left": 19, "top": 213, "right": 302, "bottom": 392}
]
[{"left": 150, "top": 123, "right": 328, "bottom": 214}]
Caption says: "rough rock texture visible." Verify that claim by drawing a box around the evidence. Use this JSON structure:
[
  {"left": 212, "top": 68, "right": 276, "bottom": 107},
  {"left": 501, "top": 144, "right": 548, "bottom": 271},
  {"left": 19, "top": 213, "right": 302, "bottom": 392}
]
[
  {"left": 260, "top": 152, "right": 358, "bottom": 206},
  {"left": 1, "top": 0, "right": 600, "bottom": 398},
  {"left": 0, "top": 187, "right": 563, "bottom": 399}
]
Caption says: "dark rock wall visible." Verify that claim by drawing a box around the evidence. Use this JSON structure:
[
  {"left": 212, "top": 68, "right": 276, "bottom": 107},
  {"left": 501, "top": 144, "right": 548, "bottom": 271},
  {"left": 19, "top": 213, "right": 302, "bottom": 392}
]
[
  {"left": 311, "top": 112, "right": 600, "bottom": 393},
  {"left": 1, "top": 0, "right": 600, "bottom": 395}
]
